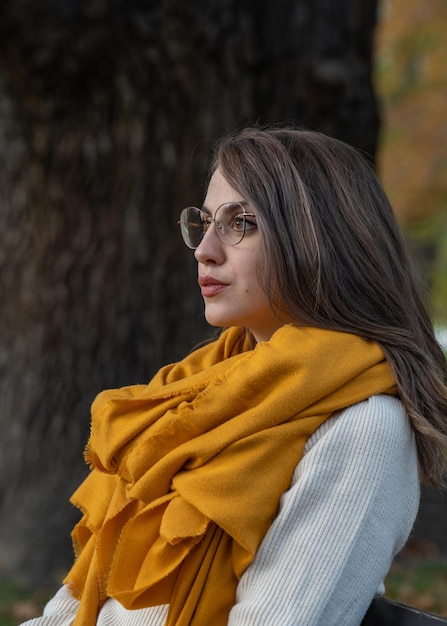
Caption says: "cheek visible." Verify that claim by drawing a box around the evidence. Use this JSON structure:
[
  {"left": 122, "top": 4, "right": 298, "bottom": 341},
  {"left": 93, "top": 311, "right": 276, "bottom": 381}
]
[
  {"left": 234, "top": 239, "right": 268, "bottom": 294},
  {"left": 243, "top": 266, "right": 268, "bottom": 303},
  {"left": 241, "top": 261, "right": 262, "bottom": 292},
  {"left": 251, "top": 250, "right": 267, "bottom": 293}
]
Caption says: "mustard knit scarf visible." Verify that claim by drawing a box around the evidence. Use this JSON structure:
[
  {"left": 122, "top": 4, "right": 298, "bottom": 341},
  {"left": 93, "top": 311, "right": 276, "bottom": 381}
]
[{"left": 64, "top": 325, "right": 397, "bottom": 626}]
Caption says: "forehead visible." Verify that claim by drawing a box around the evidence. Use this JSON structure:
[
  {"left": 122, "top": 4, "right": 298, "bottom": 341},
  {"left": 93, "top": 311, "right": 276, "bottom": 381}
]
[{"left": 203, "top": 168, "right": 244, "bottom": 214}]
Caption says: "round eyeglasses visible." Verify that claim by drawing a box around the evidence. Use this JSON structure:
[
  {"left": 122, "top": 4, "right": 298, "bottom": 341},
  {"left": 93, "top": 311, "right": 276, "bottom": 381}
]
[{"left": 179, "top": 202, "right": 257, "bottom": 249}]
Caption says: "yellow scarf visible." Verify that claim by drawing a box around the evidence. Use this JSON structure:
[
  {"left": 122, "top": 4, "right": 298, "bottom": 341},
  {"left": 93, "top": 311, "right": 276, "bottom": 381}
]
[{"left": 64, "top": 325, "right": 396, "bottom": 626}]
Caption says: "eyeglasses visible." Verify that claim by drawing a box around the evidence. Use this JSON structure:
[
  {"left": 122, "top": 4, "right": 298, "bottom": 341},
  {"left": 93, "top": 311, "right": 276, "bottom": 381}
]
[{"left": 179, "top": 202, "right": 257, "bottom": 249}]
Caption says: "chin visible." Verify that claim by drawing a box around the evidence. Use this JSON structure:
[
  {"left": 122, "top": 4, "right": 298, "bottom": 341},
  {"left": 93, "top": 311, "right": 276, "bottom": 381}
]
[
  {"left": 205, "top": 318, "right": 231, "bottom": 329},
  {"left": 204, "top": 311, "right": 238, "bottom": 329}
]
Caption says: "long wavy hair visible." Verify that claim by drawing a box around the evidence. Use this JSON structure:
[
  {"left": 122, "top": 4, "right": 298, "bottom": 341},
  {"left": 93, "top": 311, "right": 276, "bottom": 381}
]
[{"left": 212, "top": 126, "right": 447, "bottom": 486}]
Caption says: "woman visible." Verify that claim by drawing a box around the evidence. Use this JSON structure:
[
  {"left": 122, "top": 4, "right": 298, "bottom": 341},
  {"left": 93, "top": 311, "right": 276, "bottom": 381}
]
[{"left": 22, "top": 127, "right": 447, "bottom": 626}]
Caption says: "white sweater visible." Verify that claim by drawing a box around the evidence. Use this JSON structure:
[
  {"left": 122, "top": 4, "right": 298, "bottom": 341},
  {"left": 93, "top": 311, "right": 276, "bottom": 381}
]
[{"left": 21, "top": 394, "right": 420, "bottom": 626}]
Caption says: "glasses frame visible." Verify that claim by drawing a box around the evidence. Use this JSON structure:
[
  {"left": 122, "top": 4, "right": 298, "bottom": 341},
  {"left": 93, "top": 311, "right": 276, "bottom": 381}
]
[{"left": 178, "top": 202, "right": 257, "bottom": 249}]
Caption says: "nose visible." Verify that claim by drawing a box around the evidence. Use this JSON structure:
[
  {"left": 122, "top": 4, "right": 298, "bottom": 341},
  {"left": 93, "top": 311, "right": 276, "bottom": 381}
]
[{"left": 194, "top": 223, "right": 225, "bottom": 265}]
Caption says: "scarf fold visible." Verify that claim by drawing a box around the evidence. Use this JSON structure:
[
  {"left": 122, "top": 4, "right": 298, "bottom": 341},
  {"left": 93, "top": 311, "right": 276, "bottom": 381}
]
[{"left": 64, "top": 325, "right": 397, "bottom": 626}]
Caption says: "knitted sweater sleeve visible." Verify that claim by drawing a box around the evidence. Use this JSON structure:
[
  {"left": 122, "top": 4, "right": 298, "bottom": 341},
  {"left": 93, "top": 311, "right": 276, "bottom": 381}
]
[
  {"left": 18, "top": 585, "right": 79, "bottom": 626},
  {"left": 227, "top": 394, "right": 420, "bottom": 626}
]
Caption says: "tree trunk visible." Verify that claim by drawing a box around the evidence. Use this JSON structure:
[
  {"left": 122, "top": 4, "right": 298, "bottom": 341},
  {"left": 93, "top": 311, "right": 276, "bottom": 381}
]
[{"left": 0, "top": 0, "right": 379, "bottom": 587}]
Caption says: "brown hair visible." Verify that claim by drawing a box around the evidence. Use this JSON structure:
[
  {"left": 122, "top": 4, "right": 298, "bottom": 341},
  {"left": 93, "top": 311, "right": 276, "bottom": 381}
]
[{"left": 212, "top": 126, "right": 447, "bottom": 486}]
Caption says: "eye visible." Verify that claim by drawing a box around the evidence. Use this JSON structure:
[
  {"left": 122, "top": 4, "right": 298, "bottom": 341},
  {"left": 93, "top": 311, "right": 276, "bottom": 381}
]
[
  {"left": 231, "top": 213, "right": 257, "bottom": 232},
  {"left": 202, "top": 215, "right": 213, "bottom": 232},
  {"left": 231, "top": 214, "right": 246, "bottom": 232},
  {"left": 243, "top": 214, "right": 257, "bottom": 231}
]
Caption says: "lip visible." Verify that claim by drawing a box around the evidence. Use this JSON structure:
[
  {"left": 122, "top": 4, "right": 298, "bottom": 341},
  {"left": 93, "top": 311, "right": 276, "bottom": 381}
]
[{"left": 198, "top": 276, "right": 228, "bottom": 297}]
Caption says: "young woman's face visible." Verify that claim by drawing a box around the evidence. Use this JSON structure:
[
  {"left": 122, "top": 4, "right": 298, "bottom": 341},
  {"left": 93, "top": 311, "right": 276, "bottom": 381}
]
[{"left": 194, "top": 168, "right": 284, "bottom": 342}]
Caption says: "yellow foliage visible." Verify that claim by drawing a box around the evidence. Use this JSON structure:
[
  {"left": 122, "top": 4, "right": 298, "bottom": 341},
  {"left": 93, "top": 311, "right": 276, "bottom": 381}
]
[{"left": 375, "top": 0, "right": 447, "bottom": 221}]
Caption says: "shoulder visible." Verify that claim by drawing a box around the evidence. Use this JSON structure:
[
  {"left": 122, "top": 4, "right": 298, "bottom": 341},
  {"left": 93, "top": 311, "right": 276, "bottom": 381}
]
[
  {"left": 304, "top": 394, "right": 413, "bottom": 455},
  {"left": 293, "top": 394, "right": 419, "bottom": 499}
]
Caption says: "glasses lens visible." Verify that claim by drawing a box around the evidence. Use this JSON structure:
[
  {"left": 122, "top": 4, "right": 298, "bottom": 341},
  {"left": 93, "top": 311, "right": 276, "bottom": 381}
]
[
  {"left": 180, "top": 207, "right": 204, "bottom": 249},
  {"left": 179, "top": 202, "right": 254, "bottom": 248},
  {"left": 215, "top": 202, "right": 247, "bottom": 246}
]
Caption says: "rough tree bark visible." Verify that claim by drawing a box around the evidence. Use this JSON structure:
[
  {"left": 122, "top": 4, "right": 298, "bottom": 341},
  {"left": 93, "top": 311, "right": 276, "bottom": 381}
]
[{"left": 0, "top": 0, "right": 379, "bottom": 587}]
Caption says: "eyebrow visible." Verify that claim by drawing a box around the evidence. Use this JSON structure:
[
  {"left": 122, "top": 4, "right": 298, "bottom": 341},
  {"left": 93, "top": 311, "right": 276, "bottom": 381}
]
[{"left": 200, "top": 200, "right": 250, "bottom": 216}]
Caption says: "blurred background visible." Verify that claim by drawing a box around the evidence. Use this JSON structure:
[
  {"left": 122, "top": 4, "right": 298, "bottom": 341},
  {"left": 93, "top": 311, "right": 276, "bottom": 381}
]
[
  {"left": 0, "top": 0, "right": 446, "bottom": 623},
  {"left": 376, "top": 0, "right": 447, "bottom": 326}
]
